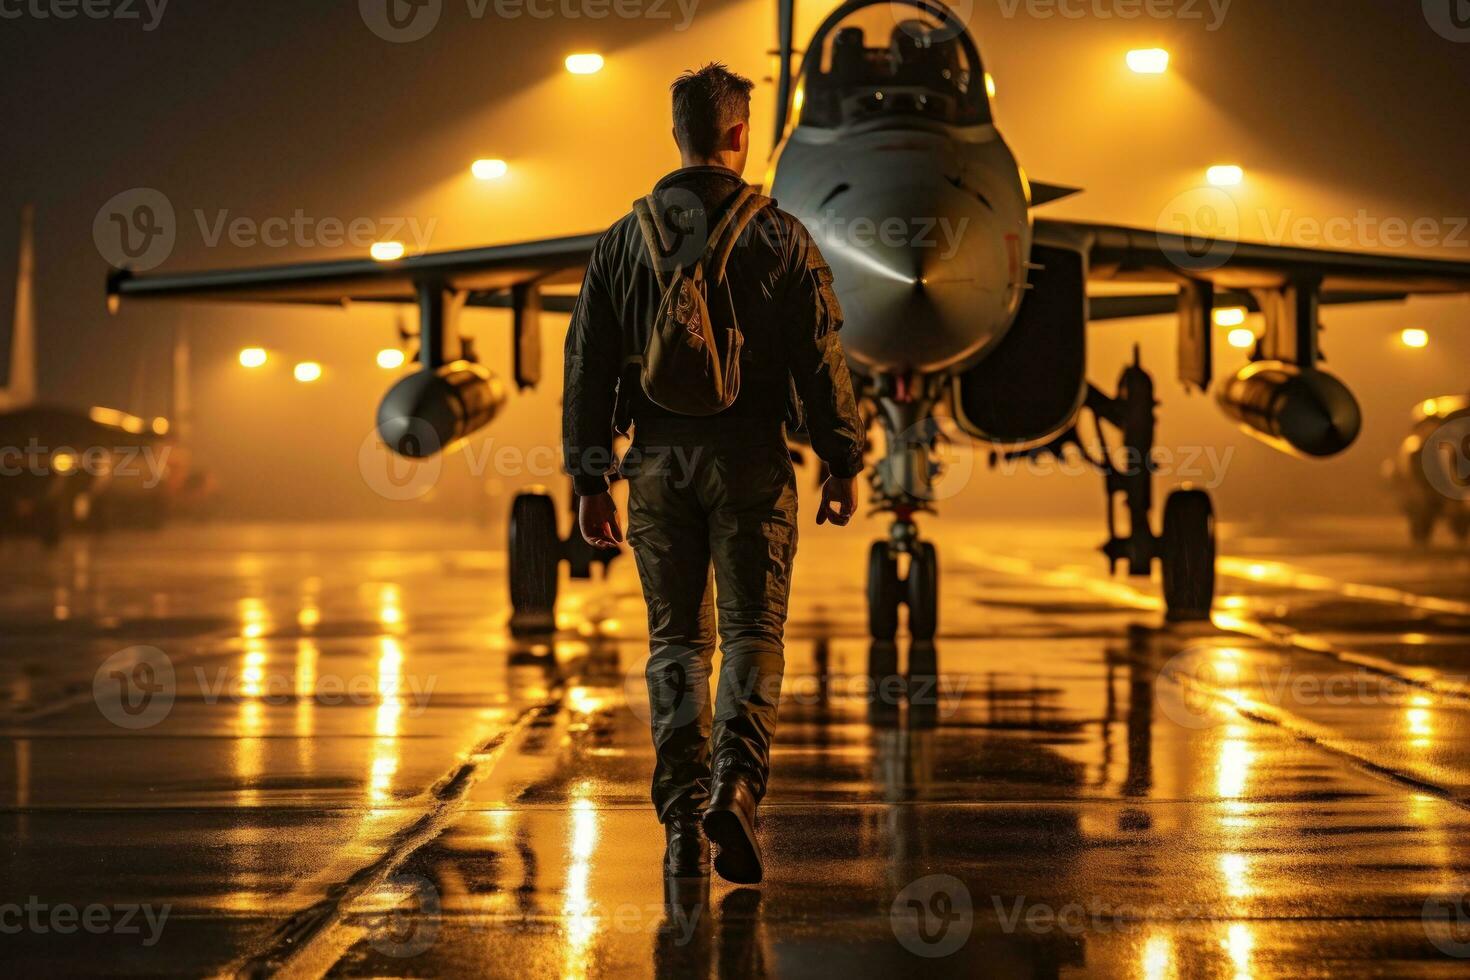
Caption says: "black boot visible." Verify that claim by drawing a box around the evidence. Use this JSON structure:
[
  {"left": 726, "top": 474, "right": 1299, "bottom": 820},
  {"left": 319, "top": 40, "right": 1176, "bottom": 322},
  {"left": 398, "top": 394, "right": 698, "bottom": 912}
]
[
  {"left": 702, "top": 769, "right": 763, "bottom": 884},
  {"left": 664, "top": 811, "right": 710, "bottom": 878}
]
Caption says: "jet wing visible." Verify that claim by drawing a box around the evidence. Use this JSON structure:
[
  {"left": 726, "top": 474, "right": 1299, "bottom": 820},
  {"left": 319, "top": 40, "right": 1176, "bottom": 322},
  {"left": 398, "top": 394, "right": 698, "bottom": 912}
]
[
  {"left": 1036, "top": 217, "right": 1470, "bottom": 299},
  {"left": 106, "top": 232, "right": 601, "bottom": 310}
]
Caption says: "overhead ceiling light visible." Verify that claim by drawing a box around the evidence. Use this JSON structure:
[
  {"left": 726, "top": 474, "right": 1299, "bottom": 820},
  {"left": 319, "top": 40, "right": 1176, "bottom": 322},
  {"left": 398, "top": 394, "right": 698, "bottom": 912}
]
[
  {"left": 1227, "top": 328, "right": 1256, "bottom": 349},
  {"left": 239, "top": 347, "right": 268, "bottom": 368},
  {"left": 377, "top": 348, "right": 406, "bottom": 369},
  {"left": 472, "top": 158, "right": 508, "bottom": 180},
  {"left": 371, "top": 241, "right": 406, "bottom": 262},
  {"left": 1400, "top": 328, "right": 1429, "bottom": 348},
  {"left": 565, "top": 53, "right": 604, "bottom": 75},
  {"left": 1213, "top": 307, "right": 1247, "bottom": 327},
  {"left": 1207, "top": 165, "right": 1244, "bottom": 187},
  {"left": 1126, "top": 48, "right": 1170, "bottom": 74},
  {"left": 294, "top": 362, "right": 323, "bottom": 383}
]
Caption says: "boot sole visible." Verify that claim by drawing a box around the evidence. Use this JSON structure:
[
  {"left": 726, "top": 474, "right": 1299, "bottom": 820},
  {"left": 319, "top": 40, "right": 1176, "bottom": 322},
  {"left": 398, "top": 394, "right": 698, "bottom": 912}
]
[{"left": 702, "top": 806, "right": 763, "bottom": 884}]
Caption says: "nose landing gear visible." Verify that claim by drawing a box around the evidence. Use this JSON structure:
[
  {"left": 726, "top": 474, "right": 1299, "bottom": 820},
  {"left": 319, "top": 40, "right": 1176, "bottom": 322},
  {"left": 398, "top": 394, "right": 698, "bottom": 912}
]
[{"left": 867, "top": 519, "right": 940, "bottom": 642}]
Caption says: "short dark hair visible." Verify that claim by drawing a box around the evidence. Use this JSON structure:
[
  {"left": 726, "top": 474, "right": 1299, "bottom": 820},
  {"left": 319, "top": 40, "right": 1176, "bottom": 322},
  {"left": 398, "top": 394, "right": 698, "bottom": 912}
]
[{"left": 670, "top": 63, "right": 754, "bottom": 159}]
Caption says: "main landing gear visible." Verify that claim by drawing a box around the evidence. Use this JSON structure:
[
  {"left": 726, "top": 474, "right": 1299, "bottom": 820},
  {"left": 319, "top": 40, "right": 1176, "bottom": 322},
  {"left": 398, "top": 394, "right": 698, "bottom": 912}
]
[
  {"left": 507, "top": 485, "right": 619, "bottom": 636},
  {"left": 1004, "top": 347, "right": 1217, "bottom": 622}
]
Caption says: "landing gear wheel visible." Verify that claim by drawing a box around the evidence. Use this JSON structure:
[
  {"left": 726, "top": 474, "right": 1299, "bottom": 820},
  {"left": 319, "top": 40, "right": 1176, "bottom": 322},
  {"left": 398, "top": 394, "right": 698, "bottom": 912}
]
[
  {"left": 867, "top": 542, "right": 901, "bottom": 641},
  {"left": 509, "top": 491, "right": 561, "bottom": 636},
  {"left": 1160, "top": 488, "right": 1216, "bottom": 622},
  {"left": 905, "top": 541, "right": 938, "bottom": 641}
]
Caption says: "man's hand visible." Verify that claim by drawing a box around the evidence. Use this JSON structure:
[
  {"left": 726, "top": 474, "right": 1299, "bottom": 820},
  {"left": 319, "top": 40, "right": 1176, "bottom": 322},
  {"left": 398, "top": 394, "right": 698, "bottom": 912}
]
[
  {"left": 816, "top": 475, "right": 857, "bottom": 527},
  {"left": 578, "top": 492, "right": 624, "bottom": 549}
]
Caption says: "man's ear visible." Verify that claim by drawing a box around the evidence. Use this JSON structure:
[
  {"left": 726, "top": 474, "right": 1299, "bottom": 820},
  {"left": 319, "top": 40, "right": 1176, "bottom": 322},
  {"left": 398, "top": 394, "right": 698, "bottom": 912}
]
[{"left": 726, "top": 121, "right": 747, "bottom": 153}]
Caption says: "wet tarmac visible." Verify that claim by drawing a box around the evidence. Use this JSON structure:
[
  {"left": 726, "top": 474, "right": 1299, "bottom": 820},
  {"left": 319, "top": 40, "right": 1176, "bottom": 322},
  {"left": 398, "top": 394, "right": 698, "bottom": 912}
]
[{"left": 3, "top": 516, "right": 1470, "bottom": 977}]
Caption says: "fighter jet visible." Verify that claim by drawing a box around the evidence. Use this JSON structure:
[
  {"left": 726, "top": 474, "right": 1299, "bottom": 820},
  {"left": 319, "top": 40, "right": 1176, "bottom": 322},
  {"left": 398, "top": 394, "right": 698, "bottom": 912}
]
[
  {"left": 1, "top": 206, "right": 168, "bottom": 544},
  {"left": 1384, "top": 395, "right": 1470, "bottom": 546},
  {"left": 106, "top": 0, "right": 1470, "bottom": 633}
]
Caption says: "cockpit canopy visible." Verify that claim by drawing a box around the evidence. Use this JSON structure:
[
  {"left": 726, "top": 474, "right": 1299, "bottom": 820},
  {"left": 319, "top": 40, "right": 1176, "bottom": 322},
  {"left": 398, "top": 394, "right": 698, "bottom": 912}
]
[{"left": 797, "top": 1, "right": 991, "bottom": 129}]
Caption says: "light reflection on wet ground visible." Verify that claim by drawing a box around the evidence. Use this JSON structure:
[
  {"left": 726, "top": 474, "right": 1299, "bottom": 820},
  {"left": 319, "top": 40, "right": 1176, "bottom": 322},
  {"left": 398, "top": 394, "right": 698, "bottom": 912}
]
[{"left": 1, "top": 519, "right": 1469, "bottom": 976}]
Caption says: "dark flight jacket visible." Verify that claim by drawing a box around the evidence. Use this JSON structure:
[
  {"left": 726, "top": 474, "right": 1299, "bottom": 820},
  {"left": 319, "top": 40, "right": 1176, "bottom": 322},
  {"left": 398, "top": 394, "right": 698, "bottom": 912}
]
[{"left": 562, "top": 166, "right": 865, "bottom": 496}]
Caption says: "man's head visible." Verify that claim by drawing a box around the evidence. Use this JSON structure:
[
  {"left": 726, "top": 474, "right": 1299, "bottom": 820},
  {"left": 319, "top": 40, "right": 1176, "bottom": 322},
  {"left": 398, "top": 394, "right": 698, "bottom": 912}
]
[{"left": 670, "top": 63, "right": 754, "bottom": 174}]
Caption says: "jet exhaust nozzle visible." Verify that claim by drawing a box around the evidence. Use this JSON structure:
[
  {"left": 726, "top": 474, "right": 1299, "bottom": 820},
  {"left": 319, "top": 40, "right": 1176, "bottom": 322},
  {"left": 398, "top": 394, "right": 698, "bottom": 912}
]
[
  {"left": 1216, "top": 360, "right": 1361, "bottom": 458},
  {"left": 376, "top": 361, "right": 506, "bottom": 459}
]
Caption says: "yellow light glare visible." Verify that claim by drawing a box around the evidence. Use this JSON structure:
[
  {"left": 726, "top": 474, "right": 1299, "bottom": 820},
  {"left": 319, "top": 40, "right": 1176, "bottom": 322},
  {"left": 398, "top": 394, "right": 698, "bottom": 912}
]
[
  {"left": 377, "top": 348, "right": 406, "bottom": 370},
  {"left": 294, "top": 362, "right": 323, "bottom": 383},
  {"left": 1207, "top": 165, "right": 1244, "bottom": 187},
  {"left": 371, "top": 241, "right": 406, "bottom": 262},
  {"left": 472, "top": 158, "right": 508, "bottom": 180},
  {"left": 151, "top": 417, "right": 170, "bottom": 436},
  {"left": 1213, "top": 307, "right": 1247, "bottom": 327},
  {"left": 1400, "top": 328, "right": 1429, "bottom": 349},
  {"left": 565, "top": 53, "right": 604, "bottom": 75},
  {"left": 52, "top": 452, "right": 77, "bottom": 474},
  {"left": 239, "top": 347, "right": 268, "bottom": 369},
  {"left": 1227, "top": 328, "right": 1256, "bottom": 349},
  {"left": 1126, "top": 48, "right": 1170, "bottom": 74},
  {"left": 984, "top": 72, "right": 996, "bottom": 98}
]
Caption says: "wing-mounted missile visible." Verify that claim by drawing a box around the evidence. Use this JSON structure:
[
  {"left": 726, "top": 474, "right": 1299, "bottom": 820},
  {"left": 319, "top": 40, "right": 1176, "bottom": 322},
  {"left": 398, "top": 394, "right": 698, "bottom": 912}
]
[
  {"left": 1215, "top": 360, "right": 1361, "bottom": 458},
  {"left": 377, "top": 360, "right": 507, "bottom": 459}
]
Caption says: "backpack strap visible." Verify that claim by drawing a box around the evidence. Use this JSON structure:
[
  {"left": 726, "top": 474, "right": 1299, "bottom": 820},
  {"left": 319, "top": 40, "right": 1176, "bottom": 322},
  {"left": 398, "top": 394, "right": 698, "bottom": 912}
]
[
  {"left": 701, "top": 186, "right": 775, "bottom": 283},
  {"left": 632, "top": 194, "right": 673, "bottom": 292}
]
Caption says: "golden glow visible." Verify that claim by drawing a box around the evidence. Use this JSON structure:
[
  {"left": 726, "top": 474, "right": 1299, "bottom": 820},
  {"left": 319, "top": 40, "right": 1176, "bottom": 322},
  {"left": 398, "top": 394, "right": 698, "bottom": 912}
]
[
  {"left": 238, "top": 347, "right": 268, "bottom": 369},
  {"left": 1207, "top": 165, "right": 1245, "bottom": 187},
  {"left": 984, "top": 72, "right": 996, "bottom": 98},
  {"left": 1141, "top": 933, "right": 1175, "bottom": 980},
  {"left": 1400, "top": 327, "right": 1429, "bottom": 349},
  {"left": 1126, "top": 48, "right": 1170, "bottom": 74},
  {"left": 51, "top": 452, "right": 77, "bottom": 474},
  {"left": 565, "top": 53, "right": 604, "bottom": 75},
  {"left": 151, "top": 417, "right": 170, "bottom": 436},
  {"left": 1422, "top": 398, "right": 1441, "bottom": 415},
  {"left": 1223, "top": 923, "right": 1255, "bottom": 978},
  {"left": 378, "top": 584, "right": 404, "bottom": 630},
  {"left": 1216, "top": 728, "right": 1254, "bottom": 799},
  {"left": 89, "top": 406, "right": 145, "bottom": 433},
  {"left": 376, "top": 348, "right": 406, "bottom": 370},
  {"left": 370, "top": 241, "right": 406, "bottom": 262},
  {"left": 1214, "top": 307, "right": 1247, "bottom": 327},
  {"left": 293, "top": 361, "right": 323, "bottom": 383},
  {"left": 562, "top": 790, "right": 601, "bottom": 977},
  {"left": 471, "top": 158, "right": 508, "bottom": 180},
  {"left": 1227, "top": 328, "right": 1256, "bottom": 350}
]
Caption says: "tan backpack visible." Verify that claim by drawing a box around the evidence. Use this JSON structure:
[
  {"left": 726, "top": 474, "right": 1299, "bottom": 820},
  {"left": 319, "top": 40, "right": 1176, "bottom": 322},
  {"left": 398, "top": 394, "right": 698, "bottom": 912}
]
[{"left": 630, "top": 185, "right": 774, "bottom": 416}]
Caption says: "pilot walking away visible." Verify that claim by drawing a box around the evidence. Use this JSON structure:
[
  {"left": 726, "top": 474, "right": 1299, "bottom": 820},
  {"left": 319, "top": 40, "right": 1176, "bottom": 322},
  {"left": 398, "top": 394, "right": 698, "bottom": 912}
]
[{"left": 562, "top": 64, "right": 865, "bottom": 884}]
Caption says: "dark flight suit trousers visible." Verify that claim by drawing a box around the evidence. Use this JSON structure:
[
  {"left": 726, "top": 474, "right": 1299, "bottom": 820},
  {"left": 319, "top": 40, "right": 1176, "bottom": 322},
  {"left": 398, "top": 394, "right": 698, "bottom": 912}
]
[{"left": 624, "top": 421, "right": 798, "bottom": 822}]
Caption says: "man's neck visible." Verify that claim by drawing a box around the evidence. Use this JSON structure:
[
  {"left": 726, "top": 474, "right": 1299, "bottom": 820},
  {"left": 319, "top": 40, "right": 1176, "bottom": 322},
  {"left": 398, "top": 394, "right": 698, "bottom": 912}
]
[{"left": 679, "top": 155, "right": 742, "bottom": 175}]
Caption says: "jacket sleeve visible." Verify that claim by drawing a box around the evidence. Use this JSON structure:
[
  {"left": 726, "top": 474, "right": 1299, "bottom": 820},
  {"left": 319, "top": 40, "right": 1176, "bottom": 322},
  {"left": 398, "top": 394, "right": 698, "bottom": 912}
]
[
  {"left": 562, "top": 237, "right": 623, "bottom": 496},
  {"left": 780, "top": 220, "right": 866, "bottom": 479}
]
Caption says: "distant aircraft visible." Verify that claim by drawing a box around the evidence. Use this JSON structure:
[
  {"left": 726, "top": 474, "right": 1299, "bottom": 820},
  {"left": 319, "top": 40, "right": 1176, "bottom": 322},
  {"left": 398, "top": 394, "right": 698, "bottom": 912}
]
[
  {"left": 2, "top": 206, "right": 168, "bottom": 544},
  {"left": 107, "top": 0, "right": 1470, "bottom": 632},
  {"left": 1385, "top": 395, "right": 1470, "bottom": 546}
]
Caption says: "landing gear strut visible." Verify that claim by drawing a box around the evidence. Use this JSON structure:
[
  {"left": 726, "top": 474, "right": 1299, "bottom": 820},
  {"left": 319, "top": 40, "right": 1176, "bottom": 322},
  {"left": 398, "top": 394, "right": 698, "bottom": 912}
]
[
  {"left": 507, "top": 484, "right": 620, "bottom": 636},
  {"left": 865, "top": 375, "right": 944, "bottom": 641},
  {"left": 1002, "top": 348, "right": 1218, "bottom": 622}
]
